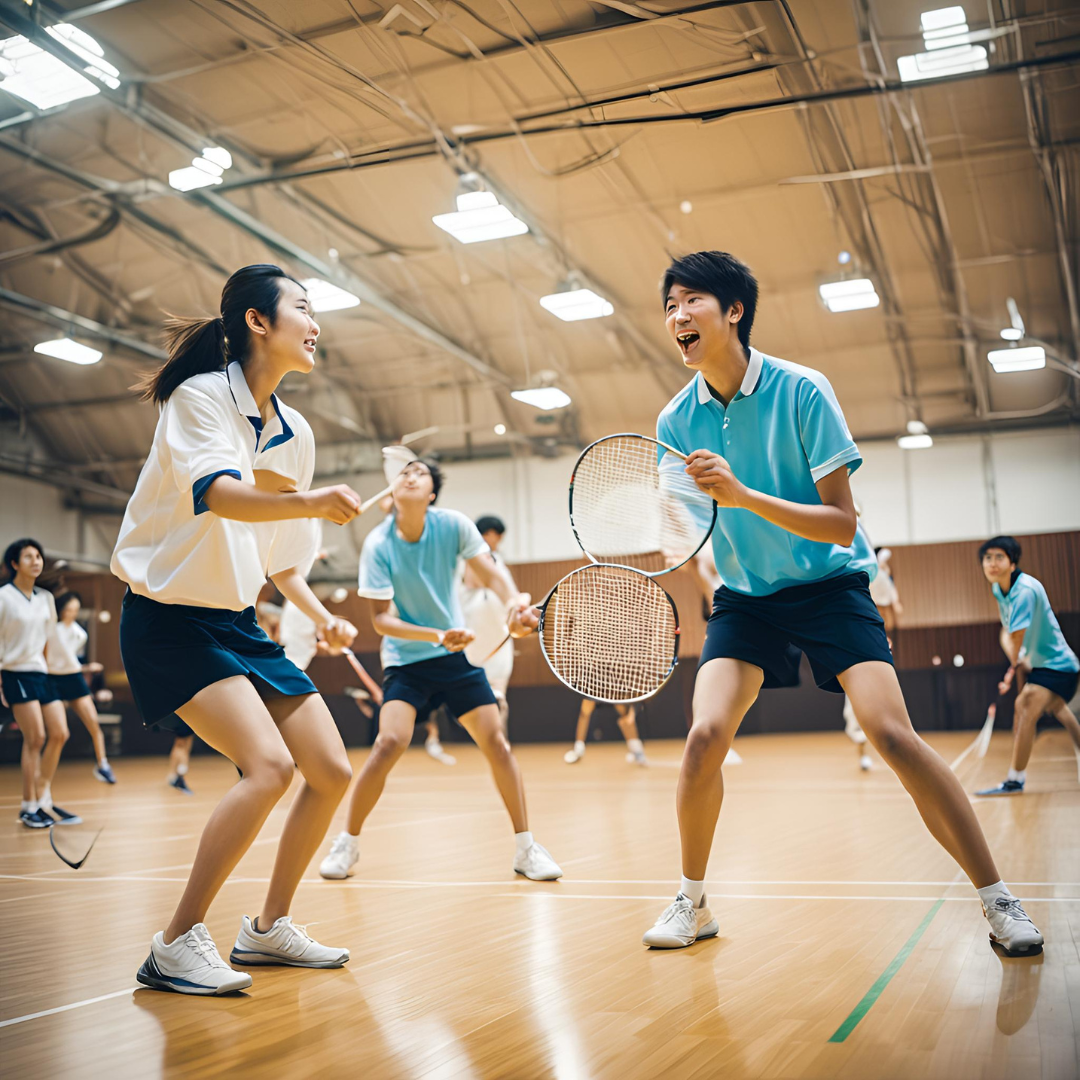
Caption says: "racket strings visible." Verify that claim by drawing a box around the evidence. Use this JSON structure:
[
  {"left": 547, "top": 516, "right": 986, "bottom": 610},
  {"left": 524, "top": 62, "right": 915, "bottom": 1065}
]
[
  {"left": 542, "top": 565, "right": 677, "bottom": 701},
  {"left": 572, "top": 436, "right": 712, "bottom": 565}
]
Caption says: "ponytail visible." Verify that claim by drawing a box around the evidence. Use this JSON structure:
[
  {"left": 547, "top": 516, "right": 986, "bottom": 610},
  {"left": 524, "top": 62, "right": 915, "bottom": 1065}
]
[
  {"left": 134, "top": 263, "right": 302, "bottom": 404},
  {"left": 136, "top": 315, "right": 226, "bottom": 403}
]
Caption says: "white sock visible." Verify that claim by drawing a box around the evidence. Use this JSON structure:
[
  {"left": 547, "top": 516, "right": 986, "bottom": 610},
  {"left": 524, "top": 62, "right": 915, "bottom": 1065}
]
[
  {"left": 680, "top": 875, "right": 705, "bottom": 905},
  {"left": 574, "top": 740, "right": 585, "bottom": 754},
  {"left": 21, "top": 799, "right": 39, "bottom": 814},
  {"left": 99, "top": 757, "right": 108, "bottom": 767},
  {"left": 39, "top": 784, "right": 52, "bottom": 810},
  {"left": 1006, "top": 768, "right": 1025, "bottom": 783},
  {"left": 627, "top": 738, "right": 643, "bottom": 754},
  {"left": 976, "top": 880, "right": 1013, "bottom": 907},
  {"left": 515, "top": 830, "right": 534, "bottom": 856},
  {"left": 176, "top": 763, "right": 188, "bottom": 776}
]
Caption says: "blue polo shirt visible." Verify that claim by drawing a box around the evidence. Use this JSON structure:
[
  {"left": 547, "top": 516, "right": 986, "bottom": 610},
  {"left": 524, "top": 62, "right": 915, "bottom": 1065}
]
[
  {"left": 992, "top": 571, "right": 1079, "bottom": 673},
  {"left": 358, "top": 508, "right": 490, "bottom": 669},
  {"left": 656, "top": 348, "right": 873, "bottom": 596}
]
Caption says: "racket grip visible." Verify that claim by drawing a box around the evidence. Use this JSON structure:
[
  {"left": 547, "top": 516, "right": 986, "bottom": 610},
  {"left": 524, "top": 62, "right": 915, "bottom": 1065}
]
[
  {"left": 343, "top": 649, "right": 384, "bottom": 705},
  {"left": 359, "top": 484, "right": 393, "bottom": 515}
]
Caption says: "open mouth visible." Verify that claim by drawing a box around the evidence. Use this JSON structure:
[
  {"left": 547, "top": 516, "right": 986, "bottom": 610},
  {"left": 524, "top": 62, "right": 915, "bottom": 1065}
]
[
  {"left": 303, "top": 336, "right": 317, "bottom": 354},
  {"left": 676, "top": 330, "right": 700, "bottom": 358}
]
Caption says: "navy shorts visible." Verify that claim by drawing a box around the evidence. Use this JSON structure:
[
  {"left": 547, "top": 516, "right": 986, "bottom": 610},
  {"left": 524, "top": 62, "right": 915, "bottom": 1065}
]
[
  {"left": 53, "top": 672, "right": 91, "bottom": 701},
  {"left": 382, "top": 652, "right": 497, "bottom": 721},
  {"left": 700, "top": 572, "right": 893, "bottom": 694},
  {"left": 120, "top": 590, "right": 316, "bottom": 732},
  {"left": 1028, "top": 666, "right": 1079, "bottom": 703},
  {"left": 1, "top": 670, "right": 59, "bottom": 706}
]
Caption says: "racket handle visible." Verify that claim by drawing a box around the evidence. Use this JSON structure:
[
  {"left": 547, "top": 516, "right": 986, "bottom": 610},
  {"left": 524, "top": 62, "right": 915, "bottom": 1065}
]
[
  {"left": 656, "top": 438, "right": 688, "bottom": 461},
  {"left": 343, "top": 648, "right": 384, "bottom": 705},
  {"left": 480, "top": 632, "right": 512, "bottom": 665},
  {"left": 358, "top": 484, "right": 393, "bottom": 515}
]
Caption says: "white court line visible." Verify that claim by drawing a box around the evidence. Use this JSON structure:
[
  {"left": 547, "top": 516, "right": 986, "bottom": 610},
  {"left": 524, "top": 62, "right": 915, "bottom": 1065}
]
[
  {"left": 486, "top": 892, "right": 1080, "bottom": 903},
  {"left": 0, "top": 988, "right": 137, "bottom": 1029}
]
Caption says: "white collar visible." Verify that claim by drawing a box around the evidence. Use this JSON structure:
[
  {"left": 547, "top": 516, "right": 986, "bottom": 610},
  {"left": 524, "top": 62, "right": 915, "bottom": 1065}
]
[
  {"left": 694, "top": 347, "right": 764, "bottom": 405},
  {"left": 226, "top": 361, "right": 260, "bottom": 420},
  {"left": 226, "top": 361, "right": 293, "bottom": 451}
]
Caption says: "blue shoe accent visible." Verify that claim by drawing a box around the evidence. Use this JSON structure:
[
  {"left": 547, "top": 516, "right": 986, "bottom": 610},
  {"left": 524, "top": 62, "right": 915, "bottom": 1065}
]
[
  {"left": 19, "top": 810, "right": 50, "bottom": 829},
  {"left": 49, "top": 806, "right": 83, "bottom": 826},
  {"left": 33, "top": 807, "right": 56, "bottom": 826},
  {"left": 975, "top": 779, "right": 1024, "bottom": 796},
  {"left": 94, "top": 764, "right": 117, "bottom": 784},
  {"left": 136, "top": 953, "right": 219, "bottom": 993},
  {"left": 168, "top": 775, "right": 194, "bottom": 795}
]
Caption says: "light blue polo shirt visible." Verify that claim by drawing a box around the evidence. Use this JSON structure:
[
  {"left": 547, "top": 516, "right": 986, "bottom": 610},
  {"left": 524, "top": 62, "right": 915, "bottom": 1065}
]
[
  {"left": 358, "top": 508, "right": 490, "bottom": 669},
  {"left": 656, "top": 348, "right": 874, "bottom": 596},
  {"left": 992, "top": 572, "right": 1079, "bottom": 673}
]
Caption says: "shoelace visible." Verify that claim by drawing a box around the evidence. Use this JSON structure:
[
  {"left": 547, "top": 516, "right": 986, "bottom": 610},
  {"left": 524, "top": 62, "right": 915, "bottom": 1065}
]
[
  {"left": 993, "top": 897, "right": 1031, "bottom": 923},
  {"left": 186, "top": 932, "right": 228, "bottom": 967},
  {"left": 329, "top": 834, "right": 354, "bottom": 858},
  {"left": 657, "top": 896, "right": 695, "bottom": 926}
]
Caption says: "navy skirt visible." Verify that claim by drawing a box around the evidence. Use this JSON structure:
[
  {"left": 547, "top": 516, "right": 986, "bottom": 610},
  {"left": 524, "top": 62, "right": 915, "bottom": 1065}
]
[
  {"left": 120, "top": 590, "right": 316, "bottom": 732},
  {"left": 1, "top": 670, "right": 59, "bottom": 706},
  {"left": 53, "top": 672, "right": 91, "bottom": 701}
]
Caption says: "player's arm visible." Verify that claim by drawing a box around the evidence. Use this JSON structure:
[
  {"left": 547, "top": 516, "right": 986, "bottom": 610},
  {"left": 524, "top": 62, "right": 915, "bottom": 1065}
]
[
  {"left": 464, "top": 553, "right": 538, "bottom": 637},
  {"left": 271, "top": 567, "right": 357, "bottom": 649},
  {"left": 1002, "top": 628, "right": 1026, "bottom": 666},
  {"left": 367, "top": 598, "right": 473, "bottom": 651},
  {"left": 204, "top": 477, "right": 361, "bottom": 525},
  {"left": 685, "top": 452, "right": 857, "bottom": 546}
]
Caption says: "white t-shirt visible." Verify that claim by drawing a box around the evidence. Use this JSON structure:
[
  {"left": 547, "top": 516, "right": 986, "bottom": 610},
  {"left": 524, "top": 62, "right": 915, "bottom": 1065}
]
[
  {"left": 111, "top": 362, "right": 320, "bottom": 611},
  {"left": 46, "top": 620, "right": 88, "bottom": 675},
  {"left": 0, "top": 583, "right": 56, "bottom": 672}
]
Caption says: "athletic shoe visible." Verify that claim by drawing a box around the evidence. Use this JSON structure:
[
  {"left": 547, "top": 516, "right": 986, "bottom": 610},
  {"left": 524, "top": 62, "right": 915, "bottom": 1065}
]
[
  {"left": 564, "top": 746, "right": 584, "bottom": 764},
  {"left": 513, "top": 842, "right": 563, "bottom": 881},
  {"left": 47, "top": 805, "right": 82, "bottom": 826},
  {"left": 984, "top": 896, "right": 1043, "bottom": 956},
  {"left": 137, "top": 924, "right": 251, "bottom": 995},
  {"left": 168, "top": 774, "right": 194, "bottom": 795},
  {"left": 859, "top": 754, "right": 872, "bottom": 771},
  {"left": 626, "top": 749, "right": 648, "bottom": 766},
  {"left": 425, "top": 739, "right": 456, "bottom": 766},
  {"left": 975, "top": 779, "right": 1024, "bottom": 796},
  {"left": 231, "top": 915, "right": 349, "bottom": 968},
  {"left": 319, "top": 831, "right": 360, "bottom": 880},
  {"left": 642, "top": 892, "right": 719, "bottom": 949},
  {"left": 18, "top": 809, "right": 50, "bottom": 829},
  {"left": 93, "top": 763, "right": 117, "bottom": 784}
]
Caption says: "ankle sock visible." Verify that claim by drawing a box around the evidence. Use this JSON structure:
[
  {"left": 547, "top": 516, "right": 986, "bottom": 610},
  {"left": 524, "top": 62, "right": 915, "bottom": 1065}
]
[
  {"left": 977, "top": 880, "right": 1012, "bottom": 907},
  {"left": 627, "top": 738, "right": 643, "bottom": 754},
  {"left": 515, "top": 830, "right": 534, "bottom": 857},
  {"left": 573, "top": 740, "right": 585, "bottom": 754},
  {"left": 680, "top": 875, "right": 705, "bottom": 906},
  {"left": 21, "top": 799, "right": 39, "bottom": 814},
  {"left": 1006, "top": 768, "right": 1025, "bottom": 783}
]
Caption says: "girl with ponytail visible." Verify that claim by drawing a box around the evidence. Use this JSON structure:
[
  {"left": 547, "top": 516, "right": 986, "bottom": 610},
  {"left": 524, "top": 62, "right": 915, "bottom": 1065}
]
[{"left": 112, "top": 264, "right": 368, "bottom": 995}]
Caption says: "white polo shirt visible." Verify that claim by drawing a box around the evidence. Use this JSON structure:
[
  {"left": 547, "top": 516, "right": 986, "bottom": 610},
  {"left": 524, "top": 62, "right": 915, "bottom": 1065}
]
[
  {"left": 47, "top": 620, "right": 88, "bottom": 675},
  {"left": 111, "top": 362, "right": 320, "bottom": 611},
  {"left": 0, "top": 582, "right": 56, "bottom": 672}
]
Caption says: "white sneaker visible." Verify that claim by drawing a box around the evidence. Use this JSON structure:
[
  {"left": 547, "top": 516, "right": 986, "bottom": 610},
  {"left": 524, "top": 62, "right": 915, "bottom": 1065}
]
[
  {"left": 513, "top": 841, "right": 563, "bottom": 881},
  {"left": 983, "top": 896, "right": 1044, "bottom": 956},
  {"left": 319, "top": 831, "right": 359, "bottom": 880},
  {"left": 137, "top": 924, "right": 252, "bottom": 995},
  {"left": 859, "top": 754, "right": 872, "bottom": 771},
  {"left": 425, "top": 739, "right": 456, "bottom": 766},
  {"left": 626, "top": 749, "right": 648, "bottom": 766},
  {"left": 642, "top": 893, "right": 719, "bottom": 948},
  {"left": 564, "top": 744, "right": 584, "bottom": 764},
  {"left": 231, "top": 915, "right": 349, "bottom": 968}
]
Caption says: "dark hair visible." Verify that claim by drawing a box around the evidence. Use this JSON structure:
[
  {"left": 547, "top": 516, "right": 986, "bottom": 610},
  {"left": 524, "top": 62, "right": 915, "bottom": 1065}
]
[
  {"left": 978, "top": 536, "right": 1021, "bottom": 565},
  {"left": 422, "top": 458, "right": 443, "bottom": 503},
  {"left": 56, "top": 591, "right": 82, "bottom": 612},
  {"left": 137, "top": 264, "right": 303, "bottom": 403},
  {"left": 475, "top": 515, "right": 505, "bottom": 536},
  {"left": 4, "top": 537, "right": 44, "bottom": 578},
  {"left": 661, "top": 251, "right": 758, "bottom": 353}
]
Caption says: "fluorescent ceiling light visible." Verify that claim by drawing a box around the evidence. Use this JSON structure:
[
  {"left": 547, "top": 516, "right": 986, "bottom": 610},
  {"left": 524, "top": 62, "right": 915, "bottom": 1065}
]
[
  {"left": 988, "top": 346, "right": 1045, "bottom": 373},
  {"left": 511, "top": 387, "right": 572, "bottom": 410},
  {"left": 432, "top": 188, "right": 528, "bottom": 244},
  {"left": 898, "top": 8, "right": 988, "bottom": 82},
  {"left": 906, "top": 419, "right": 928, "bottom": 435},
  {"left": 34, "top": 337, "right": 102, "bottom": 365},
  {"left": 169, "top": 147, "right": 232, "bottom": 192},
  {"left": 300, "top": 278, "right": 361, "bottom": 312},
  {"left": 999, "top": 327, "right": 1023, "bottom": 341},
  {"left": 818, "top": 278, "right": 880, "bottom": 313},
  {"left": 539, "top": 287, "right": 614, "bottom": 322},
  {"left": 0, "top": 24, "right": 119, "bottom": 110},
  {"left": 897, "top": 433, "right": 933, "bottom": 449}
]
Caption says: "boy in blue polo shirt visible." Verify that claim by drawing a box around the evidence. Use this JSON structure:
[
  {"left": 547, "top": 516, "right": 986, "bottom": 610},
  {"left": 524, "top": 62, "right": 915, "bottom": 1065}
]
[
  {"left": 975, "top": 535, "right": 1080, "bottom": 796},
  {"left": 641, "top": 251, "right": 1042, "bottom": 958},
  {"left": 318, "top": 458, "right": 562, "bottom": 883}
]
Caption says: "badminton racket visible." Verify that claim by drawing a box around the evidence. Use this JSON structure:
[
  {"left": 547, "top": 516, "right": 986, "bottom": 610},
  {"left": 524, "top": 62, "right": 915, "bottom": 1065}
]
[
  {"left": 568, "top": 433, "right": 716, "bottom": 575},
  {"left": 342, "top": 648, "right": 383, "bottom": 706},
  {"left": 50, "top": 825, "right": 103, "bottom": 870},
  {"left": 356, "top": 445, "right": 418, "bottom": 515}
]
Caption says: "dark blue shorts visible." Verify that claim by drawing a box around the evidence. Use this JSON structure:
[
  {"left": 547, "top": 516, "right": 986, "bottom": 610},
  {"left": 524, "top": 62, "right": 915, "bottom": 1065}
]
[
  {"left": 1, "top": 670, "right": 59, "bottom": 706},
  {"left": 700, "top": 572, "right": 893, "bottom": 694},
  {"left": 120, "top": 590, "right": 316, "bottom": 732},
  {"left": 52, "top": 672, "right": 91, "bottom": 701},
  {"left": 382, "top": 652, "right": 497, "bottom": 721},
  {"left": 1028, "top": 666, "right": 1079, "bottom": 703}
]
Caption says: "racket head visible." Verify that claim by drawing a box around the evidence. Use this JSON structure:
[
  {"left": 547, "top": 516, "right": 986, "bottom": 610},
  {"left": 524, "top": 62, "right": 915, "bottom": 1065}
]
[
  {"left": 538, "top": 563, "right": 680, "bottom": 704},
  {"left": 49, "top": 825, "right": 103, "bottom": 870},
  {"left": 568, "top": 433, "right": 717, "bottom": 576},
  {"left": 382, "top": 445, "right": 417, "bottom": 486}
]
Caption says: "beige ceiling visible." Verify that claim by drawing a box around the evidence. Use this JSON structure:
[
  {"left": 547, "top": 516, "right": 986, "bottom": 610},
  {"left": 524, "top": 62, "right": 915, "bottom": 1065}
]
[{"left": 0, "top": 0, "right": 1077, "bottom": 507}]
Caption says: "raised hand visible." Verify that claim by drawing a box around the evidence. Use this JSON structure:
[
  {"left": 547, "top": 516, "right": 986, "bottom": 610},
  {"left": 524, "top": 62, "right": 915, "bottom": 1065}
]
[
  {"left": 305, "top": 485, "right": 362, "bottom": 525},
  {"left": 441, "top": 628, "right": 476, "bottom": 652},
  {"left": 684, "top": 449, "right": 745, "bottom": 507}
]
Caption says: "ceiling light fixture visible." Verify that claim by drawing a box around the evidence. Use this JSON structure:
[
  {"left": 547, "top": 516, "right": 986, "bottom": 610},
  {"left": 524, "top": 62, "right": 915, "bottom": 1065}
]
[
  {"left": 34, "top": 337, "right": 102, "bottom": 365},
  {"left": 0, "top": 24, "right": 119, "bottom": 110},
  {"left": 987, "top": 345, "right": 1045, "bottom": 373},
  {"left": 169, "top": 146, "right": 233, "bottom": 192},
  {"left": 539, "top": 277, "right": 614, "bottom": 322},
  {"left": 897, "top": 433, "right": 934, "bottom": 449},
  {"left": 511, "top": 387, "right": 572, "bottom": 411},
  {"left": 818, "top": 278, "right": 880, "bottom": 313},
  {"left": 432, "top": 174, "right": 528, "bottom": 244},
  {"left": 898, "top": 7, "right": 989, "bottom": 83},
  {"left": 300, "top": 278, "right": 361, "bottom": 312}
]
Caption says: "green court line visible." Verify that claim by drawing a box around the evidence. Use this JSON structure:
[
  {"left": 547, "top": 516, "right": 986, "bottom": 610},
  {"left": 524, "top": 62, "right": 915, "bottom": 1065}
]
[{"left": 828, "top": 898, "right": 945, "bottom": 1043}]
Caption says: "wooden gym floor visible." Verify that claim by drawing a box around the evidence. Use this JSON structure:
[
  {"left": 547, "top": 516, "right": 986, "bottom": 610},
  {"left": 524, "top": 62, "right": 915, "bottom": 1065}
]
[{"left": 1, "top": 730, "right": 1078, "bottom": 1079}]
